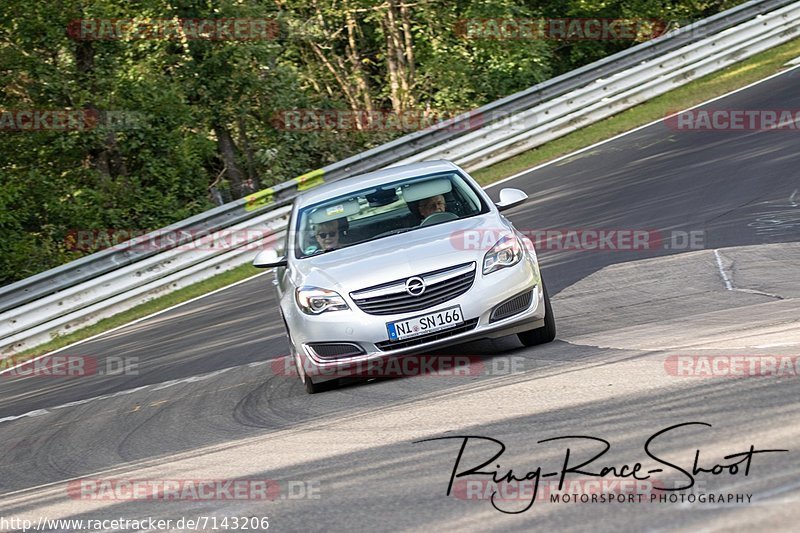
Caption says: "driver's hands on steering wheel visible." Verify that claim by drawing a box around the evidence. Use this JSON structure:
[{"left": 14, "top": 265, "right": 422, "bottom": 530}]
[{"left": 419, "top": 211, "right": 459, "bottom": 227}]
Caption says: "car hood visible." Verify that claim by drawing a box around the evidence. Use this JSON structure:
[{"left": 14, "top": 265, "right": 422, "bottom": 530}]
[{"left": 289, "top": 214, "right": 513, "bottom": 294}]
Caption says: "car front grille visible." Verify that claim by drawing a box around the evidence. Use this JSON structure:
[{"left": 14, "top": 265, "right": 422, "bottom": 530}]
[
  {"left": 490, "top": 290, "right": 534, "bottom": 322},
  {"left": 375, "top": 318, "right": 479, "bottom": 351},
  {"left": 350, "top": 262, "right": 476, "bottom": 316}
]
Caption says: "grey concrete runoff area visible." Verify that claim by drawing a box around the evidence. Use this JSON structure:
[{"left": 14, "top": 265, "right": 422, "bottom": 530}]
[{"left": 1, "top": 68, "right": 799, "bottom": 531}]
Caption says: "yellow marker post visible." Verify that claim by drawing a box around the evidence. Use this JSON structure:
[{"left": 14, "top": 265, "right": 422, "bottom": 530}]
[
  {"left": 296, "top": 168, "right": 325, "bottom": 191},
  {"left": 244, "top": 187, "right": 275, "bottom": 212},
  {"left": 244, "top": 169, "right": 324, "bottom": 212}
]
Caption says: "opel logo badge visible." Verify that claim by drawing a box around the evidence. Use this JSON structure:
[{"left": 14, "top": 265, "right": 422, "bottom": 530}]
[{"left": 405, "top": 276, "right": 426, "bottom": 296}]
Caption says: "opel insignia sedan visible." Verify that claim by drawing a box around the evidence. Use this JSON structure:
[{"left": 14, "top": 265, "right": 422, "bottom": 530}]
[{"left": 253, "top": 160, "right": 555, "bottom": 393}]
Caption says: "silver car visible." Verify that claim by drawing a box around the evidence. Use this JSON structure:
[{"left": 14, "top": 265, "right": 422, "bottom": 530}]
[{"left": 254, "top": 160, "right": 555, "bottom": 393}]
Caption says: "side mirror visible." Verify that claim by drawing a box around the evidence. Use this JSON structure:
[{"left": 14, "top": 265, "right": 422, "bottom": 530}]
[
  {"left": 495, "top": 188, "right": 528, "bottom": 212},
  {"left": 253, "top": 249, "right": 288, "bottom": 269}
]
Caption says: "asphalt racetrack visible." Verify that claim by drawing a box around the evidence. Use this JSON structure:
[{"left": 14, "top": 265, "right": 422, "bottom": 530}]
[{"left": 1, "top": 68, "right": 799, "bottom": 531}]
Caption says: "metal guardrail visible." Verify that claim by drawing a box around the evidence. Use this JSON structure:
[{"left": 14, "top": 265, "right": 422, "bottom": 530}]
[
  {"left": 2, "top": 0, "right": 799, "bottom": 355},
  {"left": 1, "top": 207, "right": 292, "bottom": 352}
]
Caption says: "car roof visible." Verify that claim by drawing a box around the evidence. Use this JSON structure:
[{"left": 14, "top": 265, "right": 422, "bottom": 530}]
[{"left": 295, "top": 160, "right": 463, "bottom": 208}]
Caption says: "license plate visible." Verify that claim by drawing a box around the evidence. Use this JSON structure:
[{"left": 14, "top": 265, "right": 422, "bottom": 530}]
[{"left": 386, "top": 305, "right": 464, "bottom": 341}]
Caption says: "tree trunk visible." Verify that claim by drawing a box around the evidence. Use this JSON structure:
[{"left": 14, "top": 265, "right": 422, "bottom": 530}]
[
  {"left": 237, "top": 117, "right": 260, "bottom": 191},
  {"left": 383, "top": 7, "right": 403, "bottom": 112},
  {"left": 75, "top": 40, "right": 129, "bottom": 182},
  {"left": 384, "top": 0, "right": 416, "bottom": 112},
  {"left": 400, "top": 0, "right": 416, "bottom": 103},
  {"left": 344, "top": 3, "right": 373, "bottom": 113},
  {"left": 213, "top": 121, "right": 245, "bottom": 199},
  {"left": 309, "top": 42, "right": 361, "bottom": 113}
]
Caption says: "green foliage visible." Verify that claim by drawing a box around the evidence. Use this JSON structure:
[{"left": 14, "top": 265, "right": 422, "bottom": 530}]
[{"left": 0, "top": 0, "right": 745, "bottom": 286}]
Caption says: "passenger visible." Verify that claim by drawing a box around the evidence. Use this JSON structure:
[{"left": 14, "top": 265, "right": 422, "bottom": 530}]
[{"left": 314, "top": 219, "right": 343, "bottom": 251}]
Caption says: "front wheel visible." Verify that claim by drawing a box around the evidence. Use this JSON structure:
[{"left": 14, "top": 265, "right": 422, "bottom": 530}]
[
  {"left": 518, "top": 281, "right": 556, "bottom": 346},
  {"left": 303, "top": 373, "right": 343, "bottom": 394},
  {"left": 287, "top": 338, "right": 321, "bottom": 394},
  {"left": 304, "top": 374, "right": 324, "bottom": 394},
  {"left": 294, "top": 349, "right": 339, "bottom": 394}
]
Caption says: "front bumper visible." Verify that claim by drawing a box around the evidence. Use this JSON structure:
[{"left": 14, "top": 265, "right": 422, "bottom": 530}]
[{"left": 289, "top": 255, "right": 544, "bottom": 383}]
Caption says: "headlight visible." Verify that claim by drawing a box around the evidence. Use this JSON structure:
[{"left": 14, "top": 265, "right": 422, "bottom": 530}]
[
  {"left": 483, "top": 234, "right": 522, "bottom": 274},
  {"left": 296, "top": 286, "right": 349, "bottom": 314}
]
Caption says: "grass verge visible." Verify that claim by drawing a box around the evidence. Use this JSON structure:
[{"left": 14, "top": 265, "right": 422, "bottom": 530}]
[{"left": 8, "top": 37, "right": 800, "bottom": 362}]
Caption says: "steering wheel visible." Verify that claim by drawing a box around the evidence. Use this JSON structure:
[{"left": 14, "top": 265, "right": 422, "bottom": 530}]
[{"left": 420, "top": 211, "right": 458, "bottom": 227}]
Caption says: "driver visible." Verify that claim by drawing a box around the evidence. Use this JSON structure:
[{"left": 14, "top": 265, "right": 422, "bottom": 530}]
[{"left": 416, "top": 194, "right": 446, "bottom": 219}]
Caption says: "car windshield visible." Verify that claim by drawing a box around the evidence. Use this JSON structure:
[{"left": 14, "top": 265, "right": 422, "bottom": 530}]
[{"left": 295, "top": 171, "right": 487, "bottom": 258}]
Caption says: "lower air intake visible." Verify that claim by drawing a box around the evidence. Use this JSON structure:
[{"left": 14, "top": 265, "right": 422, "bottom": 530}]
[
  {"left": 490, "top": 290, "right": 533, "bottom": 322},
  {"left": 307, "top": 343, "right": 365, "bottom": 360}
]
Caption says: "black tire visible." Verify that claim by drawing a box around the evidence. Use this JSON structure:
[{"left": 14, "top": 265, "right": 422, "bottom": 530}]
[
  {"left": 304, "top": 375, "right": 343, "bottom": 394},
  {"left": 292, "top": 341, "right": 341, "bottom": 395},
  {"left": 518, "top": 280, "right": 556, "bottom": 346},
  {"left": 304, "top": 375, "right": 323, "bottom": 394},
  {"left": 292, "top": 348, "right": 325, "bottom": 394}
]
